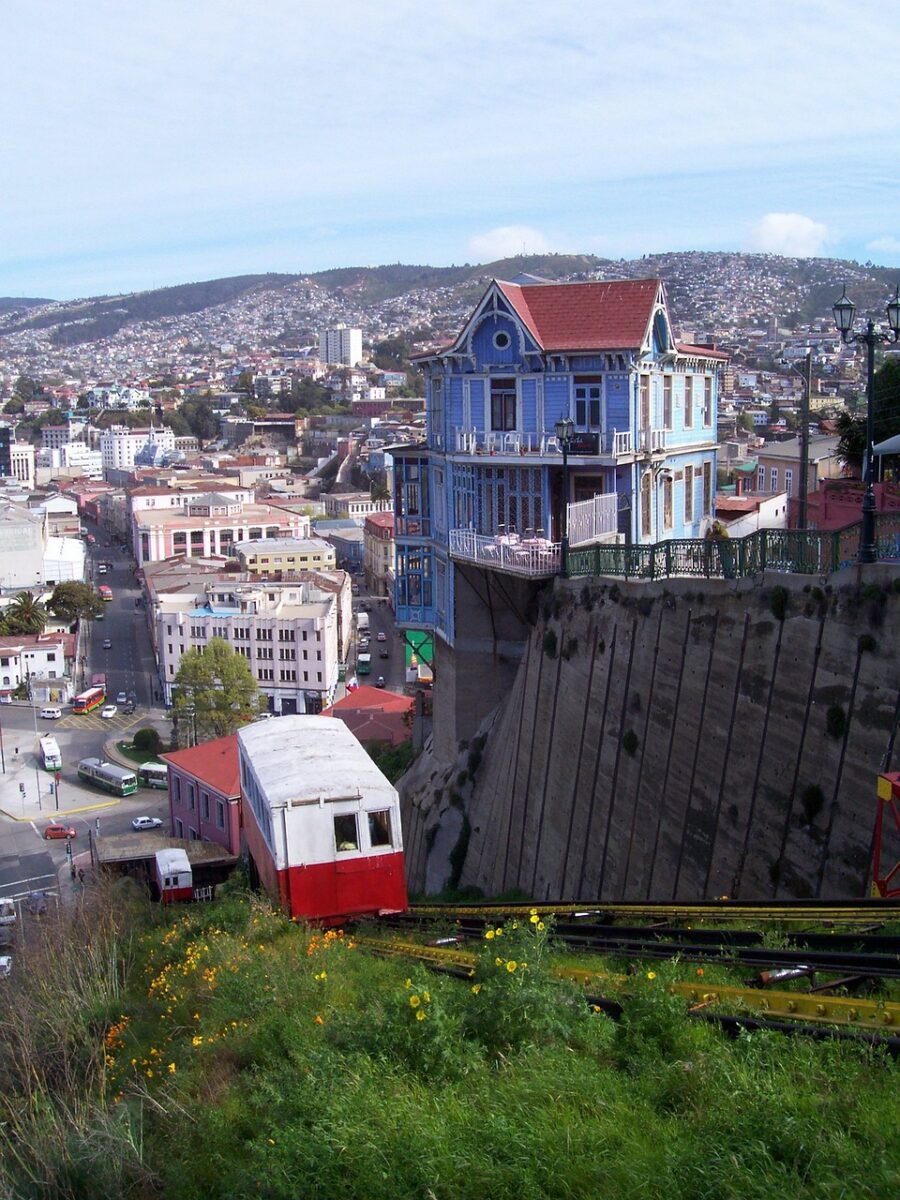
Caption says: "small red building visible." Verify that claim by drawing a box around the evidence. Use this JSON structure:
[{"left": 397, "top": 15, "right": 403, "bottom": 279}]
[
  {"left": 321, "top": 684, "right": 413, "bottom": 746},
  {"left": 161, "top": 735, "right": 241, "bottom": 854}
]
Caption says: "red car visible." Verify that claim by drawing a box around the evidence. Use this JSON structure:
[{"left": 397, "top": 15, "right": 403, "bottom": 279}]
[{"left": 44, "top": 823, "right": 76, "bottom": 840}]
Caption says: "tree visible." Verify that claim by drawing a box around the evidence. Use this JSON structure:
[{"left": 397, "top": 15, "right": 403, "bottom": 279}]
[
  {"left": 738, "top": 412, "right": 755, "bottom": 433},
  {"left": 178, "top": 399, "right": 219, "bottom": 445},
  {"left": 4, "top": 591, "right": 47, "bottom": 634},
  {"left": 172, "top": 637, "right": 265, "bottom": 742},
  {"left": 47, "top": 582, "right": 103, "bottom": 624}
]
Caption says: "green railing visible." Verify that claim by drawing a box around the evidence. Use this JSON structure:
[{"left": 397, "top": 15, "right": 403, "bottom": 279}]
[{"left": 566, "top": 512, "right": 900, "bottom": 582}]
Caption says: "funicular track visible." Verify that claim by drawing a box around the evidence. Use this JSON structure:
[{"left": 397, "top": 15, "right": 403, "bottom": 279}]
[{"left": 358, "top": 898, "right": 900, "bottom": 1052}]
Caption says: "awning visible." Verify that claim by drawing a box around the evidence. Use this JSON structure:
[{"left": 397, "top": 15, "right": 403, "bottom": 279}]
[{"left": 873, "top": 434, "right": 900, "bottom": 456}]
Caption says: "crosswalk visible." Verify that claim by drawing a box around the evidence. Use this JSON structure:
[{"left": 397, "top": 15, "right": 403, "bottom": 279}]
[{"left": 56, "top": 712, "right": 144, "bottom": 732}]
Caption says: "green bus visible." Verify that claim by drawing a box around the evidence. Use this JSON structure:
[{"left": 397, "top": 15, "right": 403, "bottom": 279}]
[{"left": 77, "top": 757, "right": 138, "bottom": 796}]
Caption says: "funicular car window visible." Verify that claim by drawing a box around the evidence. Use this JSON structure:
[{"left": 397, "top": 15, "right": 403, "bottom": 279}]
[
  {"left": 334, "top": 813, "right": 359, "bottom": 852},
  {"left": 368, "top": 810, "right": 392, "bottom": 847}
]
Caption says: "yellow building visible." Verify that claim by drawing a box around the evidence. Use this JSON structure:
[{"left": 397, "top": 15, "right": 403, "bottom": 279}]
[{"left": 233, "top": 537, "right": 336, "bottom": 578}]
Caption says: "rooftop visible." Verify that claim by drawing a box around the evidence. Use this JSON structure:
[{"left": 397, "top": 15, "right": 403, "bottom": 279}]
[
  {"left": 238, "top": 715, "right": 395, "bottom": 808},
  {"left": 161, "top": 734, "right": 240, "bottom": 798}
]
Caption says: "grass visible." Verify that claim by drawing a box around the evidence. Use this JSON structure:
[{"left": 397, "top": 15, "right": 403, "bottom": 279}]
[
  {"left": 1, "top": 885, "right": 898, "bottom": 1199},
  {"left": 116, "top": 740, "right": 164, "bottom": 766}
]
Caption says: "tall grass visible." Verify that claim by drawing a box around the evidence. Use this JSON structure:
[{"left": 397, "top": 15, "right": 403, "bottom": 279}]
[{"left": 1, "top": 891, "right": 898, "bottom": 1199}]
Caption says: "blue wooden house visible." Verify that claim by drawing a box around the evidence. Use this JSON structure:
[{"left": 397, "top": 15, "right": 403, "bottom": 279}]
[{"left": 392, "top": 277, "right": 726, "bottom": 644}]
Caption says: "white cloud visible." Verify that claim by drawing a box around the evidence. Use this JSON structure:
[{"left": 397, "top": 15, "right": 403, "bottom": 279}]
[
  {"left": 750, "top": 213, "right": 830, "bottom": 257},
  {"left": 866, "top": 236, "right": 900, "bottom": 257},
  {"left": 468, "top": 226, "right": 553, "bottom": 262}
]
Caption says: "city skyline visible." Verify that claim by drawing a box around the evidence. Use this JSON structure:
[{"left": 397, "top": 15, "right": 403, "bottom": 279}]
[{"left": 4, "top": 0, "right": 899, "bottom": 301}]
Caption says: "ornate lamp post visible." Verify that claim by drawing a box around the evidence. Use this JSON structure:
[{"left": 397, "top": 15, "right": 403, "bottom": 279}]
[
  {"left": 832, "top": 284, "right": 900, "bottom": 562},
  {"left": 554, "top": 416, "right": 575, "bottom": 576}
]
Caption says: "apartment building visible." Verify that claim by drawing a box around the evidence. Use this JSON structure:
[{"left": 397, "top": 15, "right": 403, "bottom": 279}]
[
  {"left": 233, "top": 537, "right": 336, "bottom": 577},
  {"left": 0, "top": 632, "right": 75, "bottom": 703},
  {"left": 10, "top": 443, "right": 36, "bottom": 489},
  {"left": 363, "top": 511, "right": 395, "bottom": 597},
  {"left": 100, "top": 425, "right": 176, "bottom": 473},
  {"left": 161, "top": 735, "right": 241, "bottom": 852},
  {"left": 154, "top": 577, "right": 341, "bottom": 714},
  {"left": 132, "top": 496, "right": 310, "bottom": 566},
  {"left": 318, "top": 325, "right": 363, "bottom": 367},
  {"left": 322, "top": 492, "right": 392, "bottom": 521}
]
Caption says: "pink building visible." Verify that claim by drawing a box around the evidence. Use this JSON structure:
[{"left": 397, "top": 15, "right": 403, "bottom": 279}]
[
  {"left": 801, "top": 480, "right": 900, "bottom": 531},
  {"left": 161, "top": 735, "right": 241, "bottom": 854}
]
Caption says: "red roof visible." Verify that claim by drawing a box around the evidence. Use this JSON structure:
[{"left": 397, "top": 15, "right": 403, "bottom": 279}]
[
  {"left": 496, "top": 278, "right": 661, "bottom": 351},
  {"left": 161, "top": 734, "right": 240, "bottom": 797},
  {"left": 321, "top": 685, "right": 413, "bottom": 746}
]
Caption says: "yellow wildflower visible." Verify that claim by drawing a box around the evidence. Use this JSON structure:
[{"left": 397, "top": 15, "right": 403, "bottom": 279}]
[
  {"left": 485, "top": 930, "right": 495, "bottom": 940},
  {"left": 415, "top": 1009, "right": 426, "bottom": 1021},
  {"left": 192, "top": 1035, "right": 204, "bottom": 1046},
  {"left": 647, "top": 971, "right": 657, "bottom": 981},
  {"left": 146, "top": 1068, "right": 154, "bottom": 1078},
  {"left": 409, "top": 994, "right": 421, "bottom": 1008},
  {"left": 168, "top": 1063, "right": 176, "bottom": 1074},
  {"left": 530, "top": 914, "right": 540, "bottom": 924},
  {"left": 495, "top": 957, "right": 504, "bottom": 966},
  {"left": 471, "top": 983, "right": 482, "bottom": 994},
  {"left": 495, "top": 927, "right": 503, "bottom": 937},
  {"left": 422, "top": 991, "right": 430, "bottom": 1003},
  {"left": 404, "top": 978, "right": 412, "bottom": 988},
  {"left": 506, "top": 960, "right": 517, "bottom": 973},
  {"left": 529, "top": 907, "right": 538, "bottom": 916},
  {"left": 537, "top": 921, "right": 545, "bottom": 931},
  {"left": 267, "top": 1138, "right": 276, "bottom": 1145},
  {"left": 314, "top": 1015, "right": 324, "bottom": 1025}
]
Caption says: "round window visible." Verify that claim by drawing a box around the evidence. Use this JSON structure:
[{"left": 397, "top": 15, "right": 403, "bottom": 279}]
[{"left": 493, "top": 330, "right": 511, "bottom": 350}]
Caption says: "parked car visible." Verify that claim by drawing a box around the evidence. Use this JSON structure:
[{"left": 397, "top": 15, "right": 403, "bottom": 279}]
[
  {"left": 102, "top": 639, "right": 112, "bottom": 649},
  {"left": 44, "top": 823, "right": 76, "bottom": 840},
  {"left": 375, "top": 676, "right": 386, "bottom": 688},
  {"left": 122, "top": 700, "right": 136, "bottom": 715},
  {"left": 376, "top": 631, "right": 387, "bottom": 642},
  {"left": 131, "top": 816, "right": 163, "bottom": 831},
  {"left": 379, "top": 648, "right": 390, "bottom": 659},
  {"left": 116, "top": 691, "right": 127, "bottom": 704},
  {"left": 100, "top": 705, "right": 117, "bottom": 719}
]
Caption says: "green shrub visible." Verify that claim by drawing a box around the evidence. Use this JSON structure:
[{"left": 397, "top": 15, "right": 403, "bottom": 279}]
[{"left": 132, "top": 726, "right": 162, "bottom": 754}]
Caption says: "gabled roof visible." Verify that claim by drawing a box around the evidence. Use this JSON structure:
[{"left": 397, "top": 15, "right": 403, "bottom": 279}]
[
  {"left": 495, "top": 278, "right": 663, "bottom": 352},
  {"left": 161, "top": 734, "right": 240, "bottom": 798}
]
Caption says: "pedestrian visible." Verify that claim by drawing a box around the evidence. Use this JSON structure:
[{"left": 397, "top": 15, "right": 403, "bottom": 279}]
[{"left": 78, "top": 868, "right": 85, "bottom": 884}]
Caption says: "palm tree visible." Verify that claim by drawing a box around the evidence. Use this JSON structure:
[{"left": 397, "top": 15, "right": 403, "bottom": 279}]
[{"left": 6, "top": 591, "right": 48, "bottom": 635}]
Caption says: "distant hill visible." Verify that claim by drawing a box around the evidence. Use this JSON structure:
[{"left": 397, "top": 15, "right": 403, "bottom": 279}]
[
  {"left": 0, "top": 297, "right": 52, "bottom": 315},
  {"left": 1, "top": 253, "right": 898, "bottom": 353}
]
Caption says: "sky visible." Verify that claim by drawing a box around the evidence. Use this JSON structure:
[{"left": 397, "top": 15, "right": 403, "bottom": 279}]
[{"left": 3, "top": 0, "right": 899, "bottom": 300}]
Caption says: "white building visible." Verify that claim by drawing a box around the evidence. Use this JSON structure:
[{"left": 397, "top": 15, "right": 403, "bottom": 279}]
[
  {"left": 35, "top": 443, "right": 104, "bottom": 481},
  {"left": 154, "top": 578, "right": 342, "bottom": 714},
  {"left": 100, "top": 425, "right": 176, "bottom": 473},
  {"left": 0, "top": 633, "right": 75, "bottom": 703},
  {"left": 318, "top": 325, "right": 363, "bottom": 367},
  {"left": 10, "top": 443, "right": 35, "bottom": 489},
  {"left": 0, "top": 502, "right": 47, "bottom": 590}
]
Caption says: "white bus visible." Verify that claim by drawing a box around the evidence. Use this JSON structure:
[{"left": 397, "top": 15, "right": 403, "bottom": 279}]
[
  {"left": 39, "top": 736, "right": 62, "bottom": 772},
  {"left": 77, "top": 757, "right": 138, "bottom": 796},
  {"left": 138, "top": 762, "right": 169, "bottom": 789}
]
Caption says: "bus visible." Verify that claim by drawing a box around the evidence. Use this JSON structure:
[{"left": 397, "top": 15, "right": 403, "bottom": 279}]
[
  {"left": 77, "top": 757, "right": 138, "bottom": 796},
  {"left": 39, "top": 736, "right": 62, "bottom": 772},
  {"left": 73, "top": 686, "right": 105, "bottom": 714},
  {"left": 138, "top": 762, "right": 169, "bottom": 789},
  {"left": 357, "top": 652, "right": 372, "bottom": 675},
  {"left": 98, "top": 585, "right": 113, "bottom": 602}
]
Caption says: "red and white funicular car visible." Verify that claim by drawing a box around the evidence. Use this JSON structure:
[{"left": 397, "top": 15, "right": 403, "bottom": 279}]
[{"left": 238, "top": 715, "right": 408, "bottom": 924}]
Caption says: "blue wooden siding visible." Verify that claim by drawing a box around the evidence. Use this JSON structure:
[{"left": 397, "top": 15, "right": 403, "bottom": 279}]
[
  {"left": 521, "top": 378, "right": 538, "bottom": 434},
  {"left": 470, "top": 315, "right": 520, "bottom": 370},
  {"left": 543, "top": 376, "right": 570, "bottom": 429},
  {"left": 606, "top": 375, "right": 630, "bottom": 432},
  {"left": 469, "top": 378, "right": 485, "bottom": 429},
  {"left": 447, "top": 374, "right": 464, "bottom": 435}
]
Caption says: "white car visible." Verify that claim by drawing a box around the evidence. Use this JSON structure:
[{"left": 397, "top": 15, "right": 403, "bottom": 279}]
[
  {"left": 0, "top": 956, "right": 11, "bottom": 979},
  {"left": 116, "top": 691, "right": 128, "bottom": 704},
  {"left": 100, "top": 704, "right": 117, "bottom": 719},
  {"left": 131, "top": 816, "right": 163, "bottom": 831},
  {"left": 376, "top": 631, "right": 387, "bottom": 642}
]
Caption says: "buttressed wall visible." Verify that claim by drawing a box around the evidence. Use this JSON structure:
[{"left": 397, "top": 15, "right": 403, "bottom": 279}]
[{"left": 402, "top": 568, "right": 900, "bottom": 901}]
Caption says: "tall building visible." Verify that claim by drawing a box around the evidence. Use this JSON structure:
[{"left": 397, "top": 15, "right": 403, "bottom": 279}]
[
  {"left": 100, "top": 425, "right": 177, "bottom": 473},
  {"left": 392, "top": 276, "right": 726, "bottom": 646},
  {"left": 0, "top": 428, "right": 11, "bottom": 480},
  {"left": 318, "top": 325, "right": 363, "bottom": 367}
]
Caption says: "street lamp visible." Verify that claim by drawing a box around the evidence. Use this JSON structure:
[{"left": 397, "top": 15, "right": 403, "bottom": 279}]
[
  {"left": 780, "top": 351, "right": 812, "bottom": 529},
  {"left": 832, "top": 284, "right": 900, "bottom": 562},
  {"left": 554, "top": 416, "right": 575, "bottom": 577}
]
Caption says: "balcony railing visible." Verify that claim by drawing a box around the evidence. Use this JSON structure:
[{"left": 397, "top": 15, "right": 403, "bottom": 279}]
[
  {"left": 449, "top": 528, "right": 561, "bottom": 577},
  {"left": 448, "top": 427, "right": 639, "bottom": 459},
  {"left": 638, "top": 427, "right": 667, "bottom": 454},
  {"left": 568, "top": 493, "right": 619, "bottom": 547}
]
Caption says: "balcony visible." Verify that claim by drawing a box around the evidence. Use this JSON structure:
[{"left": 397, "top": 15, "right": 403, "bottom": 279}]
[
  {"left": 567, "top": 493, "right": 619, "bottom": 546},
  {"left": 638, "top": 427, "right": 667, "bottom": 455},
  {"left": 449, "top": 427, "right": 640, "bottom": 461},
  {"left": 449, "top": 528, "right": 561, "bottom": 577}
]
